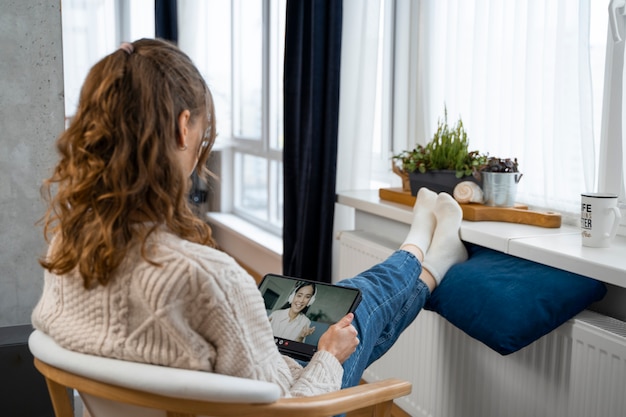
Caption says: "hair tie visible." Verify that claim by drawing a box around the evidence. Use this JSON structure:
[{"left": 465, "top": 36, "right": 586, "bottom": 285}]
[{"left": 119, "top": 42, "right": 134, "bottom": 55}]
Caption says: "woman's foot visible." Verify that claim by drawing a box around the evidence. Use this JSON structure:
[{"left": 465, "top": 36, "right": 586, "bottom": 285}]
[
  {"left": 401, "top": 187, "right": 438, "bottom": 259},
  {"left": 422, "top": 192, "right": 468, "bottom": 284}
]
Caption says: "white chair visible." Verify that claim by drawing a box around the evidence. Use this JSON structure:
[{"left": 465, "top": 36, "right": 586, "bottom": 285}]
[{"left": 29, "top": 330, "right": 411, "bottom": 417}]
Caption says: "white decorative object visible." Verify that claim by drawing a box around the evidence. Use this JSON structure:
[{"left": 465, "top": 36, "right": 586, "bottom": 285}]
[{"left": 453, "top": 181, "right": 484, "bottom": 204}]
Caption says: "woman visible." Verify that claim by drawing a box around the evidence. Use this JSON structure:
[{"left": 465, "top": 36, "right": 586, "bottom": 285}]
[
  {"left": 269, "top": 281, "right": 317, "bottom": 342},
  {"left": 32, "top": 38, "right": 468, "bottom": 397}
]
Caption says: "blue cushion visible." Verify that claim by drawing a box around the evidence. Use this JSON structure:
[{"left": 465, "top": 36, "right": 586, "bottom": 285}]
[{"left": 425, "top": 243, "right": 607, "bottom": 355}]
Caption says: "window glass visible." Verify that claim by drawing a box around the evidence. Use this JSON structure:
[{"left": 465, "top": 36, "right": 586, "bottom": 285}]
[
  {"left": 128, "top": 0, "right": 155, "bottom": 41},
  {"left": 370, "top": 0, "right": 393, "bottom": 189},
  {"left": 399, "top": 1, "right": 608, "bottom": 218},
  {"left": 62, "top": 0, "right": 282, "bottom": 233},
  {"left": 232, "top": 154, "right": 282, "bottom": 229},
  {"left": 236, "top": 153, "right": 268, "bottom": 220},
  {"left": 270, "top": 159, "right": 284, "bottom": 227},
  {"left": 269, "top": 0, "right": 286, "bottom": 151},
  {"left": 180, "top": 0, "right": 284, "bottom": 235},
  {"left": 233, "top": 0, "right": 263, "bottom": 139},
  {"left": 61, "top": 0, "right": 155, "bottom": 118},
  {"left": 179, "top": 0, "right": 232, "bottom": 141},
  {"left": 61, "top": 0, "right": 117, "bottom": 117}
]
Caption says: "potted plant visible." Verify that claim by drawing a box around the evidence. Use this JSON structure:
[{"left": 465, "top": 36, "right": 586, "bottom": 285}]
[
  {"left": 392, "top": 108, "right": 487, "bottom": 195},
  {"left": 477, "top": 157, "right": 523, "bottom": 207}
]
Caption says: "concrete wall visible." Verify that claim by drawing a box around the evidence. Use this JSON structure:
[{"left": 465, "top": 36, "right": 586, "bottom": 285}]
[{"left": 0, "top": 1, "right": 64, "bottom": 326}]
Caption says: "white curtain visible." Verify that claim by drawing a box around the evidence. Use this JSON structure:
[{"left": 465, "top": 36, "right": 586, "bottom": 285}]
[
  {"left": 414, "top": 0, "right": 598, "bottom": 215},
  {"left": 61, "top": 0, "right": 118, "bottom": 117},
  {"left": 338, "top": 0, "right": 608, "bottom": 219},
  {"left": 336, "top": 0, "right": 384, "bottom": 192},
  {"left": 598, "top": 0, "right": 626, "bottom": 201},
  {"left": 333, "top": 0, "right": 385, "bottom": 282},
  {"left": 60, "top": 0, "right": 156, "bottom": 119},
  {"left": 336, "top": 0, "right": 421, "bottom": 192},
  {"left": 178, "top": 0, "right": 233, "bottom": 138}
]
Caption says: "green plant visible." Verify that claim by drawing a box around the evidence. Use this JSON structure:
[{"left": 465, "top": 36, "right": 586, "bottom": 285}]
[
  {"left": 307, "top": 310, "right": 331, "bottom": 323},
  {"left": 392, "top": 108, "right": 487, "bottom": 178},
  {"left": 480, "top": 157, "right": 519, "bottom": 173},
  {"left": 474, "top": 156, "right": 521, "bottom": 183}
]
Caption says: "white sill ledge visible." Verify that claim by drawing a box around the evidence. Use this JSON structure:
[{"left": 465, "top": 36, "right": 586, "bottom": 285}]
[
  {"left": 205, "top": 212, "right": 282, "bottom": 256},
  {"left": 205, "top": 212, "right": 282, "bottom": 277},
  {"left": 337, "top": 190, "right": 626, "bottom": 289}
]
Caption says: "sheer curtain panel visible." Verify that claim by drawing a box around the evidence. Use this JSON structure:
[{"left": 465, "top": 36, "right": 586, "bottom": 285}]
[{"left": 414, "top": 0, "right": 599, "bottom": 216}]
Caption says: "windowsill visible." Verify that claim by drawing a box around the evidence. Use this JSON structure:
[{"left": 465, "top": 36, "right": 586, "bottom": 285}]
[
  {"left": 205, "top": 212, "right": 283, "bottom": 278},
  {"left": 336, "top": 189, "right": 626, "bottom": 289},
  {"left": 205, "top": 212, "right": 282, "bottom": 256}
]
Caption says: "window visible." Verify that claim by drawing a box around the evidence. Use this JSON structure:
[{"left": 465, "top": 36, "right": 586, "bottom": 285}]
[
  {"left": 62, "top": 0, "right": 284, "bottom": 235},
  {"left": 66, "top": 1, "right": 621, "bottom": 239},
  {"left": 343, "top": 1, "right": 623, "bottom": 228},
  {"left": 370, "top": 0, "right": 396, "bottom": 190},
  {"left": 179, "top": 0, "right": 285, "bottom": 236},
  {"left": 61, "top": 0, "right": 155, "bottom": 118},
  {"left": 410, "top": 1, "right": 609, "bottom": 219}
]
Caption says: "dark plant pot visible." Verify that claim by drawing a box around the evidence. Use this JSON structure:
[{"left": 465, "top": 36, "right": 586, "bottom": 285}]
[{"left": 409, "top": 170, "right": 481, "bottom": 196}]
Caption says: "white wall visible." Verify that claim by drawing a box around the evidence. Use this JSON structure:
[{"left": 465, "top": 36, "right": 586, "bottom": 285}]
[{"left": 0, "top": 0, "right": 64, "bottom": 326}]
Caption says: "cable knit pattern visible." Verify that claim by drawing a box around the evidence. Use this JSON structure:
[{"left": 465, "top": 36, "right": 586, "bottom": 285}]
[{"left": 31, "top": 230, "right": 343, "bottom": 397}]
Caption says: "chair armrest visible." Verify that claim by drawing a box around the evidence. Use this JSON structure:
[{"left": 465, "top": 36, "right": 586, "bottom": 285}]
[
  {"left": 29, "top": 330, "right": 412, "bottom": 417},
  {"left": 28, "top": 330, "right": 281, "bottom": 403},
  {"left": 270, "top": 378, "right": 412, "bottom": 417},
  {"left": 168, "top": 378, "right": 412, "bottom": 417}
]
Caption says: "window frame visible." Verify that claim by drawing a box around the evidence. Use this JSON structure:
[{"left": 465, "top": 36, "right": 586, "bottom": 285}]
[
  {"left": 228, "top": 0, "right": 284, "bottom": 237},
  {"left": 391, "top": 1, "right": 622, "bottom": 225}
]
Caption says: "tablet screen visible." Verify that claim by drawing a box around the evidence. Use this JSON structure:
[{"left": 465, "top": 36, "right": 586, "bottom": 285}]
[{"left": 258, "top": 274, "right": 362, "bottom": 361}]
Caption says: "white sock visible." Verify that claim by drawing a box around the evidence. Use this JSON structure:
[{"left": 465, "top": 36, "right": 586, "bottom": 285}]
[
  {"left": 402, "top": 187, "right": 438, "bottom": 255},
  {"left": 422, "top": 193, "right": 468, "bottom": 284}
]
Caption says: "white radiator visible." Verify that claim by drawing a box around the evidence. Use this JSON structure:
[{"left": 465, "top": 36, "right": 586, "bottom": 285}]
[{"left": 338, "top": 230, "right": 626, "bottom": 417}]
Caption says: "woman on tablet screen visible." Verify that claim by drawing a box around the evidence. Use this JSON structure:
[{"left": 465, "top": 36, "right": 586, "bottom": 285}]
[
  {"left": 32, "top": 38, "right": 468, "bottom": 398},
  {"left": 269, "top": 281, "right": 317, "bottom": 342}
]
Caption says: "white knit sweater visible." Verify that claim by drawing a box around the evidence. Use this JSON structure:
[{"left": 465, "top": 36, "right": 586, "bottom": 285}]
[{"left": 31, "top": 230, "right": 343, "bottom": 397}]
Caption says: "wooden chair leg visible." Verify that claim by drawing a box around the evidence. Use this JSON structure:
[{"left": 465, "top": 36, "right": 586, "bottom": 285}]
[
  {"left": 372, "top": 400, "right": 393, "bottom": 417},
  {"left": 44, "top": 377, "right": 75, "bottom": 417}
]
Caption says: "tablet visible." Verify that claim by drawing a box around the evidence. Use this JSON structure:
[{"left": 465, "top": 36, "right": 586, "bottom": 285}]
[{"left": 258, "top": 273, "right": 362, "bottom": 361}]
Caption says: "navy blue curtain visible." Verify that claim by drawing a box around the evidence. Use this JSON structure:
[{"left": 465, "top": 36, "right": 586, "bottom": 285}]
[
  {"left": 155, "top": 0, "right": 178, "bottom": 43},
  {"left": 283, "top": 0, "right": 343, "bottom": 283}
]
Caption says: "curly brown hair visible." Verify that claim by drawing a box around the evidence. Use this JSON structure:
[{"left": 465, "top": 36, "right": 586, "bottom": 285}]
[{"left": 40, "top": 38, "right": 217, "bottom": 288}]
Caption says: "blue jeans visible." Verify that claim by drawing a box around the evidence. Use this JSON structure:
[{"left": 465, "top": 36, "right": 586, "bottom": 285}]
[{"left": 336, "top": 249, "right": 429, "bottom": 388}]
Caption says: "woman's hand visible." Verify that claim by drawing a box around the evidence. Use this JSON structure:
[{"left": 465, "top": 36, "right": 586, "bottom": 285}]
[
  {"left": 317, "top": 313, "right": 359, "bottom": 363},
  {"left": 297, "top": 324, "right": 316, "bottom": 341}
]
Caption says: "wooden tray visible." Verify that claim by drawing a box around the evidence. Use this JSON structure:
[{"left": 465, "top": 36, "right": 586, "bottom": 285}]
[{"left": 379, "top": 188, "right": 562, "bottom": 228}]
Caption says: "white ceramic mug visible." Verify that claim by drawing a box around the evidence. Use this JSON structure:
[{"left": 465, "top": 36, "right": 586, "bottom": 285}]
[{"left": 580, "top": 193, "right": 622, "bottom": 247}]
